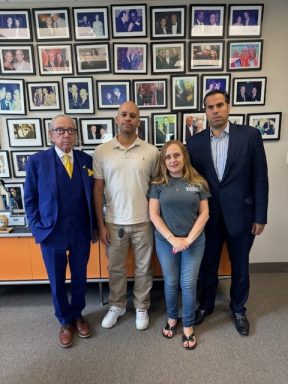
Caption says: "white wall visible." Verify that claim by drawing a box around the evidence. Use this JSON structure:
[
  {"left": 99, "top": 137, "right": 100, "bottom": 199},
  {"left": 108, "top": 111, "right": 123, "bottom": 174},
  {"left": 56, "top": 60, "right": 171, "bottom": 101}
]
[{"left": 0, "top": 0, "right": 287, "bottom": 263}]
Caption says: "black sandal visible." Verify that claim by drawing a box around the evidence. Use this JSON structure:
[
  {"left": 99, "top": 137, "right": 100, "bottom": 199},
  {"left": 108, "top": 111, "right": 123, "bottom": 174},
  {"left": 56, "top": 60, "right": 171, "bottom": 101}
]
[
  {"left": 162, "top": 322, "right": 177, "bottom": 339},
  {"left": 182, "top": 333, "right": 197, "bottom": 350}
]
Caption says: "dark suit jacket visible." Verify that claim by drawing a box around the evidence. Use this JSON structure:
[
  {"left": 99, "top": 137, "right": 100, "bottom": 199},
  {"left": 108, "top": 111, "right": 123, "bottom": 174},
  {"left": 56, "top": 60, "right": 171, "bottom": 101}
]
[
  {"left": 24, "top": 147, "right": 95, "bottom": 244},
  {"left": 186, "top": 123, "right": 268, "bottom": 236}
]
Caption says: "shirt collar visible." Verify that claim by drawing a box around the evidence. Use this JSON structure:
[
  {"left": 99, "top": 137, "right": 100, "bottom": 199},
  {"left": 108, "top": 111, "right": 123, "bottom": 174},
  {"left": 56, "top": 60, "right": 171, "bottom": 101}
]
[
  {"left": 112, "top": 135, "right": 142, "bottom": 149},
  {"left": 54, "top": 146, "right": 74, "bottom": 161},
  {"left": 210, "top": 122, "right": 230, "bottom": 138}
]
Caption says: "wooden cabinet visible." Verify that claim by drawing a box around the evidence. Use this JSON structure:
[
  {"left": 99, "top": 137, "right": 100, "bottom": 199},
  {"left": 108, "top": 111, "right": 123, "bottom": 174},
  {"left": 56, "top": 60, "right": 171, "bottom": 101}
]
[{"left": 0, "top": 236, "right": 231, "bottom": 282}]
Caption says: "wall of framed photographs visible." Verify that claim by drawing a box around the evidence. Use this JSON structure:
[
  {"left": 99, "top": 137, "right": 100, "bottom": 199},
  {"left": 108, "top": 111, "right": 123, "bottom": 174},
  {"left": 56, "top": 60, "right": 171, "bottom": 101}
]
[{"left": 0, "top": 0, "right": 287, "bottom": 264}]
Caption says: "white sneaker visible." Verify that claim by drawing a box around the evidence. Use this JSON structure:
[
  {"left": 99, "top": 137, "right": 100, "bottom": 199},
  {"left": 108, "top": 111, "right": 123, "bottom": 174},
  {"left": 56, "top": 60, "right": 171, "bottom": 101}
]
[
  {"left": 136, "top": 309, "right": 149, "bottom": 330},
  {"left": 102, "top": 306, "right": 126, "bottom": 329}
]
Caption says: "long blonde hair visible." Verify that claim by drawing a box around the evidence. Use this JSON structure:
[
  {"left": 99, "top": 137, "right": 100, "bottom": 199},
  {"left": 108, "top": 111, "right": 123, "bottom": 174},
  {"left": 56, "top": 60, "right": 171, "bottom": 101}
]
[{"left": 152, "top": 140, "right": 209, "bottom": 191}]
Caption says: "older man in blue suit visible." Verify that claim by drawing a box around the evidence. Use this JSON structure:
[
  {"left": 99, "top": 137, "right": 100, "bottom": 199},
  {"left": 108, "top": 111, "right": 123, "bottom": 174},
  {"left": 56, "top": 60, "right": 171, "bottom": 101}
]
[
  {"left": 24, "top": 115, "right": 96, "bottom": 348},
  {"left": 186, "top": 90, "right": 268, "bottom": 336}
]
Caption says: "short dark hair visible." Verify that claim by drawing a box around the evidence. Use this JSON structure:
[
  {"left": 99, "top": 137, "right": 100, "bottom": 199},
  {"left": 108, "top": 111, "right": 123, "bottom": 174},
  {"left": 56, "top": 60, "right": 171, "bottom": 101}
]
[{"left": 203, "top": 90, "right": 230, "bottom": 107}]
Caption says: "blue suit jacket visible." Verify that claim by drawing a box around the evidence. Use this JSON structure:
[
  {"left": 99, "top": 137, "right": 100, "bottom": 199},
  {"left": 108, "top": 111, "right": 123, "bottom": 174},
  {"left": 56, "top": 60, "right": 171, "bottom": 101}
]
[
  {"left": 24, "top": 147, "right": 95, "bottom": 244},
  {"left": 186, "top": 123, "right": 268, "bottom": 236}
]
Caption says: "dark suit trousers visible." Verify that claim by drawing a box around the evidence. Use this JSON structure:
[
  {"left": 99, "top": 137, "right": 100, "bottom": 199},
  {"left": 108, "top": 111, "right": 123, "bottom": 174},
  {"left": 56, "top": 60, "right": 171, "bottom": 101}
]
[
  {"left": 40, "top": 229, "right": 90, "bottom": 325},
  {"left": 199, "top": 214, "right": 255, "bottom": 314}
]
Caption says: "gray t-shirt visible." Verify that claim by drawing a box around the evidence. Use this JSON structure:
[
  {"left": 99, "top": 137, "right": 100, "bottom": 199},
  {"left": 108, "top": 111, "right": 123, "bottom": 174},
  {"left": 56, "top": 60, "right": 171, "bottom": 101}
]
[{"left": 148, "top": 177, "right": 210, "bottom": 241}]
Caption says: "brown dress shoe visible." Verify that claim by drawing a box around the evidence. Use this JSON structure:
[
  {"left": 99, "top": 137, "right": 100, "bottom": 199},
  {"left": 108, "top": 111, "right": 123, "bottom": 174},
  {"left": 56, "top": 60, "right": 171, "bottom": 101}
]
[
  {"left": 59, "top": 324, "right": 74, "bottom": 348},
  {"left": 75, "top": 318, "right": 91, "bottom": 338}
]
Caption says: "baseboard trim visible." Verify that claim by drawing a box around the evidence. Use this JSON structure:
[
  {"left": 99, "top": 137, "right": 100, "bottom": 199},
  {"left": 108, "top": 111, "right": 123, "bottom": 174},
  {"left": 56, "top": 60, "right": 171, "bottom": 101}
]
[{"left": 249, "top": 262, "right": 288, "bottom": 273}]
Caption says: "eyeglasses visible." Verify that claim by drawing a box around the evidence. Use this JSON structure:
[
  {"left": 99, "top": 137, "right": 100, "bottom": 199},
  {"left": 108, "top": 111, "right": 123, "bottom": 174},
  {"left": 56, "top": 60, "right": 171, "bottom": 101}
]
[
  {"left": 164, "top": 152, "right": 182, "bottom": 161},
  {"left": 51, "top": 127, "right": 77, "bottom": 135}
]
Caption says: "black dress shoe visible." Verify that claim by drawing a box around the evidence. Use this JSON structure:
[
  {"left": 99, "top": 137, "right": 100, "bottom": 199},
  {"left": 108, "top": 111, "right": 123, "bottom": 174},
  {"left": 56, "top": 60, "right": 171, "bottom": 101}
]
[
  {"left": 233, "top": 313, "right": 249, "bottom": 336},
  {"left": 193, "top": 308, "right": 213, "bottom": 325}
]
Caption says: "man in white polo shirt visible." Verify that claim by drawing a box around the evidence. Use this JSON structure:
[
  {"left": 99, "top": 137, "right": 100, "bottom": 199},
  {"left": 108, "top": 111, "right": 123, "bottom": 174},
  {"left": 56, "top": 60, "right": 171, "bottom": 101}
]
[{"left": 93, "top": 101, "right": 159, "bottom": 330}]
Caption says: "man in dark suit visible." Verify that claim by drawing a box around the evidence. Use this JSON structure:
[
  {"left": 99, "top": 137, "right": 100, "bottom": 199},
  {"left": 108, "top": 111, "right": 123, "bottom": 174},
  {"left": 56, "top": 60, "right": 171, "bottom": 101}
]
[
  {"left": 186, "top": 90, "right": 268, "bottom": 336},
  {"left": 24, "top": 115, "right": 96, "bottom": 348}
]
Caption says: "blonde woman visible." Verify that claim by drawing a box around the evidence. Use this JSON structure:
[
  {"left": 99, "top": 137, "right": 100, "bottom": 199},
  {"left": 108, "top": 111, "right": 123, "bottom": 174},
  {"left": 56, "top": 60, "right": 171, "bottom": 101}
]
[{"left": 148, "top": 140, "right": 210, "bottom": 350}]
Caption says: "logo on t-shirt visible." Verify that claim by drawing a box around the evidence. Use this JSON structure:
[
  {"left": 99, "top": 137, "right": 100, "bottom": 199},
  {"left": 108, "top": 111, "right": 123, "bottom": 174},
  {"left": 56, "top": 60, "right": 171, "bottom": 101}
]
[{"left": 185, "top": 184, "right": 200, "bottom": 193}]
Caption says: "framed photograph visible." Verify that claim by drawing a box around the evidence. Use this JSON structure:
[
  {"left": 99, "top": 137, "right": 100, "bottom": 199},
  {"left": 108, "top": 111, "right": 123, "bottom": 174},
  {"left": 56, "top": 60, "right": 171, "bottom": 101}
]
[
  {"left": 228, "top": 40, "right": 263, "bottom": 71},
  {"left": 133, "top": 79, "right": 167, "bottom": 109},
  {"left": 43, "top": 118, "right": 79, "bottom": 147},
  {"left": 190, "top": 5, "right": 226, "bottom": 38},
  {"left": 228, "top": 5, "right": 264, "bottom": 38},
  {"left": 96, "top": 80, "right": 130, "bottom": 109},
  {"left": 232, "top": 77, "right": 266, "bottom": 106},
  {"left": 247, "top": 113, "right": 282, "bottom": 141},
  {"left": 27, "top": 82, "right": 61, "bottom": 111},
  {"left": 11, "top": 151, "right": 37, "bottom": 178},
  {"left": 0, "top": 79, "right": 25, "bottom": 115},
  {"left": 75, "top": 43, "right": 110, "bottom": 74},
  {"left": 73, "top": 7, "right": 109, "bottom": 40},
  {"left": 0, "top": 45, "right": 35, "bottom": 75},
  {"left": 189, "top": 41, "right": 224, "bottom": 71},
  {"left": 152, "top": 113, "right": 177, "bottom": 147},
  {"left": 201, "top": 73, "right": 231, "bottom": 107},
  {"left": 229, "top": 114, "right": 245, "bottom": 125},
  {"left": 113, "top": 43, "right": 147, "bottom": 74},
  {"left": 82, "top": 149, "right": 95, "bottom": 158},
  {"left": 182, "top": 112, "right": 207, "bottom": 144},
  {"left": 37, "top": 44, "right": 73, "bottom": 75},
  {"left": 4, "top": 182, "right": 25, "bottom": 212},
  {"left": 0, "top": 151, "right": 11, "bottom": 178},
  {"left": 0, "top": 10, "right": 32, "bottom": 42},
  {"left": 138, "top": 117, "right": 149, "bottom": 142},
  {"left": 151, "top": 42, "right": 185, "bottom": 74},
  {"left": 150, "top": 6, "right": 186, "bottom": 39},
  {"left": 33, "top": 8, "right": 71, "bottom": 41},
  {"left": 80, "top": 118, "right": 114, "bottom": 145},
  {"left": 63, "top": 77, "right": 94, "bottom": 114},
  {"left": 7, "top": 118, "right": 42, "bottom": 147},
  {"left": 111, "top": 4, "right": 147, "bottom": 38},
  {"left": 171, "top": 75, "right": 198, "bottom": 111}
]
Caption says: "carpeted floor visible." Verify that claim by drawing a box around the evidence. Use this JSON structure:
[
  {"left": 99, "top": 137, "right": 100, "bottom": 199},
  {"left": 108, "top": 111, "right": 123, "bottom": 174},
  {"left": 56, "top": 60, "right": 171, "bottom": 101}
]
[{"left": 0, "top": 273, "right": 287, "bottom": 384}]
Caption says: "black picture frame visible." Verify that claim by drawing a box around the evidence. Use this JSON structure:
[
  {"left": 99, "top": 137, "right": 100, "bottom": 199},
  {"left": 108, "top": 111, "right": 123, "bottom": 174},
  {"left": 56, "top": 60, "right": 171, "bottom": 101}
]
[
  {"left": 150, "top": 6, "right": 186, "bottom": 40},
  {"left": 201, "top": 73, "right": 231, "bottom": 108},
  {"left": 133, "top": 79, "right": 167, "bottom": 109},
  {"left": 33, "top": 8, "right": 71, "bottom": 41},
  {"left": 4, "top": 181, "right": 25, "bottom": 212},
  {"left": 7, "top": 118, "right": 43, "bottom": 148},
  {"left": 152, "top": 113, "right": 178, "bottom": 147},
  {"left": 37, "top": 44, "right": 73, "bottom": 76},
  {"left": 113, "top": 43, "right": 147, "bottom": 74},
  {"left": 227, "top": 40, "right": 263, "bottom": 71},
  {"left": 228, "top": 5, "right": 264, "bottom": 38},
  {"left": 10, "top": 151, "right": 38, "bottom": 179},
  {"left": 0, "top": 79, "right": 26, "bottom": 115},
  {"left": 232, "top": 77, "right": 266, "bottom": 106},
  {"left": 171, "top": 75, "right": 198, "bottom": 111},
  {"left": 96, "top": 80, "right": 130, "bottom": 110},
  {"left": 111, "top": 4, "right": 147, "bottom": 38},
  {"left": 0, "top": 9, "right": 32, "bottom": 42},
  {"left": 27, "top": 81, "right": 61, "bottom": 111},
  {"left": 151, "top": 42, "right": 185, "bottom": 74},
  {"left": 0, "top": 45, "right": 35, "bottom": 75},
  {"left": 75, "top": 43, "right": 110, "bottom": 74},
  {"left": 229, "top": 114, "right": 246, "bottom": 125},
  {"left": 43, "top": 118, "right": 79, "bottom": 147},
  {"left": 182, "top": 112, "right": 207, "bottom": 144},
  {"left": 138, "top": 117, "right": 149, "bottom": 142},
  {"left": 190, "top": 5, "right": 226, "bottom": 38},
  {"left": 247, "top": 112, "right": 282, "bottom": 141},
  {"left": 72, "top": 7, "right": 109, "bottom": 41},
  {"left": 80, "top": 118, "right": 114, "bottom": 145},
  {"left": 189, "top": 40, "right": 224, "bottom": 71},
  {"left": 62, "top": 77, "right": 95, "bottom": 115},
  {"left": 0, "top": 150, "right": 11, "bottom": 178}
]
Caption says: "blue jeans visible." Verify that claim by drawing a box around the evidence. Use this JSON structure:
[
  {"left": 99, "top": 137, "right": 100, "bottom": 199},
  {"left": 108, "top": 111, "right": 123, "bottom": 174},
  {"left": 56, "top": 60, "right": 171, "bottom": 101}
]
[{"left": 156, "top": 232, "right": 205, "bottom": 327}]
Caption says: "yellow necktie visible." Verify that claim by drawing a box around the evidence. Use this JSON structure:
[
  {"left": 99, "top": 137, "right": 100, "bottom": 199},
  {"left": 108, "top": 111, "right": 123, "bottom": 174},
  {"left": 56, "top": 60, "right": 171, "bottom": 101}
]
[{"left": 63, "top": 154, "right": 73, "bottom": 178}]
